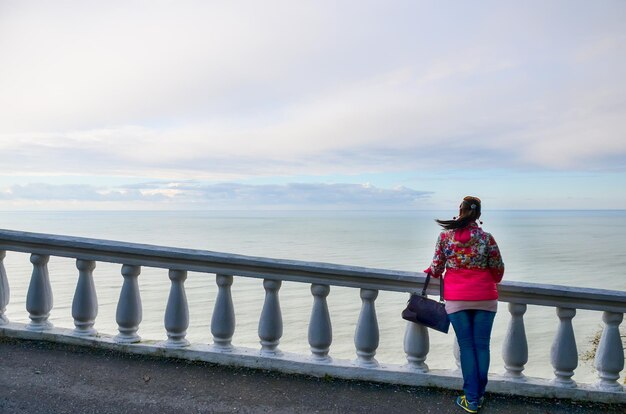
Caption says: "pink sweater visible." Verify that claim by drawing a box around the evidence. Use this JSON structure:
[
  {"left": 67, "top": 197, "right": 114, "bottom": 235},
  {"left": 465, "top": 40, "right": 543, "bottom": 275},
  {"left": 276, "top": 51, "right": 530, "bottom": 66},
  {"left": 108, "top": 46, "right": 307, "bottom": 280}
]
[{"left": 424, "top": 223, "right": 504, "bottom": 301}]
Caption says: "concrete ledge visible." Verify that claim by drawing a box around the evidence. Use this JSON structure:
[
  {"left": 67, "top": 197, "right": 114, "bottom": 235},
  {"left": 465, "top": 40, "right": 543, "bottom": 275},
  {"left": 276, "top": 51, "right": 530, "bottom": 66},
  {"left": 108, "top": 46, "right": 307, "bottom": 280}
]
[{"left": 0, "top": 322, "right": 623, "bottom": 404}]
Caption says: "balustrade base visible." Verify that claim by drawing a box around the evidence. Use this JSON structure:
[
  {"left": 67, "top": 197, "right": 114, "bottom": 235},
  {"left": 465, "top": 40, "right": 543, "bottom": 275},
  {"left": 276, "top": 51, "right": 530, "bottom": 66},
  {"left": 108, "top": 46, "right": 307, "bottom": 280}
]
[
  {"left": 404, "top": 361, "right": 429, "bottom": 373},
  {"left": 260, "top": 348, "right": 283, "bottom": 357},
  {"left": 25, "top": 321, "right": 53, "bottom": 332},
  {"left": 114, "top": 333, "right": 141, "bottom": 344},
  {"left": 73, "top": 327, "right": 98, "bottom": 338},
  {"left": 310, "top": 346, "right": 330, "bottom": 361},
  {"left": 260, "top": 340, "right": 281, "bottom": 356},
  {"left": 354, "top": 356, "right": 379, "bottom": 368},
  {"left": 551, "top": 376, "right": 577, "bottom": 389},
  {"left": 502, "top": 371, "right": 528, "bottom": 382},
  {"left": 310, "top": 355, "right": 332, "bottom": 364},
  {"left": 163, "top": 338, "right": 190, "bottom": 348},
  {"left": 212, "top": 339, "right": 233, "bottom": 350},
  {"left": 0, "top": 322, "right": 624, "bottom": 405},
  {"left": 210, "top": 343, "right": 234, "bottom": 352},
  {"left": 594, "top": 380, "right": 625, "bottom": 392}
]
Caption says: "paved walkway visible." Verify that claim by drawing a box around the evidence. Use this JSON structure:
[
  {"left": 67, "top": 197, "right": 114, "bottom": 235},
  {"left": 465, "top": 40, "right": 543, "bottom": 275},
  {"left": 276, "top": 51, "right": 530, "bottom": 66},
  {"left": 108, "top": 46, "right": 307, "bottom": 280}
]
[{"left": 0, "top": 337, "right": 623, "bottom": 414}]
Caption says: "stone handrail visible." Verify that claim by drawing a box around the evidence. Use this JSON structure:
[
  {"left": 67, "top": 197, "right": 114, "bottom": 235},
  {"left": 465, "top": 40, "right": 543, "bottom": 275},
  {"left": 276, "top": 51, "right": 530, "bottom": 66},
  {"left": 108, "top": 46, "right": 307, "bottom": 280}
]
[
  {"left": 0, "top": 229, "right": 624, "bottom": 403},
  {"left": 0, "top": 229, "right": 623, "bottom": 312}
]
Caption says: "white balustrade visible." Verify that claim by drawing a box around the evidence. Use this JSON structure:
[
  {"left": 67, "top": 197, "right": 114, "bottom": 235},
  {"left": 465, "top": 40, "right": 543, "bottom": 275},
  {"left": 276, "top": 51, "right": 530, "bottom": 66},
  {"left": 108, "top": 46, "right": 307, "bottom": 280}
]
[
  {"left": 404, "top": 320, "right": 429, "bottom": 372},
  {"left": 164, "top": 269, "right": 189, "bottom": 347},
  {"left": 72, "top": 259, "right": 98, "bottom": 337},
  {"left": 354, "top": 288, "right": 379, "bottom": 367},
  {"left": 0, "top": 229, "right": 624, "bottom": 403},
  {"left": 453, "top": 336, "right": 461, "bottom": 372},
  {"left": 115, "top": 264, "right": 142, "bottom": 343},
  {"left": 502, "top": 303, "right": 528, "bottom": 379},
  {"left": 258, "top": 279, "right": 282, "bottom": 355},
  {"left": 211, "top": 274, "right": 235, "bottom": 350},
  {"left": 0, "top": 251, "right": 9, "bottom": 324},
  {"left": 26, "top": 254, "right": 53, "bottom": 331},
  {"left": 308, "top": 283, "right": 332, "bottom": 361},
  {"left": 594, "top": 311, "right": 625, "bottom": 391},
  {"left": 551, "top": 307, "right": 578, "bottom": 387}
]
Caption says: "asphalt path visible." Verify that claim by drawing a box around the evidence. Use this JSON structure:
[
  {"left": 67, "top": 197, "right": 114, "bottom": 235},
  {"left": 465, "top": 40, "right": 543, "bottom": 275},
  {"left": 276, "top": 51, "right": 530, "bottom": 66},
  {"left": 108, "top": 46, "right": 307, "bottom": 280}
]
[{"left": 0, "top": 337, "right": 623, "bottom": 414}]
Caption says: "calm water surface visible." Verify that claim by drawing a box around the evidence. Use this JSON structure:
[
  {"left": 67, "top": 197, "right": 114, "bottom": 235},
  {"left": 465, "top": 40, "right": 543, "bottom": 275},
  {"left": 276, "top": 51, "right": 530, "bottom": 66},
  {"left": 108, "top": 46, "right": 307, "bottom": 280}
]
[{"left": 1, "top": 210, "right": 624, "bottom": 383}]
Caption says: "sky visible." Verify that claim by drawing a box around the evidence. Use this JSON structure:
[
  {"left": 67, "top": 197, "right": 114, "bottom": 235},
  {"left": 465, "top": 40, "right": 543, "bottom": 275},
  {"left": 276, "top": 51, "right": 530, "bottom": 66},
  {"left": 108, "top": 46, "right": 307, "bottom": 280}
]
[{"left": 0, "top": 0, "right": 625, "bottom": 210}]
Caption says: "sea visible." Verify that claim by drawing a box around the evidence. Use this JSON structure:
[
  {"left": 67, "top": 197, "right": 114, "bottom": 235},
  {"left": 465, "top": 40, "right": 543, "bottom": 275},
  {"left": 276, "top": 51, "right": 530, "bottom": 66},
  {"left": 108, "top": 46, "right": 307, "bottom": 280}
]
[{"left": 1, "top": 210, "right": 625, "bottom": 384}]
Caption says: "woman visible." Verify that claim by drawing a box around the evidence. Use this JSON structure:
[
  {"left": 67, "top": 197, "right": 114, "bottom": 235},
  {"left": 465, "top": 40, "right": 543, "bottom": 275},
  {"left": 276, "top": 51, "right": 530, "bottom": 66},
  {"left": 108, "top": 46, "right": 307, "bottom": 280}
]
[{"left": 425, "top": 196, "right": 504, "bottom": 413}]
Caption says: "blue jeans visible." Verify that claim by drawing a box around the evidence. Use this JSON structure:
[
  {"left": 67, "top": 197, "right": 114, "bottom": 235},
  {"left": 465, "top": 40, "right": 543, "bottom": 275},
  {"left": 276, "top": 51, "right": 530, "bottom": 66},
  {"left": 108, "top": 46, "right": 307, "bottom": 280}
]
[{"left": 448, "top": 310, "right": 496, "bottom": 404}]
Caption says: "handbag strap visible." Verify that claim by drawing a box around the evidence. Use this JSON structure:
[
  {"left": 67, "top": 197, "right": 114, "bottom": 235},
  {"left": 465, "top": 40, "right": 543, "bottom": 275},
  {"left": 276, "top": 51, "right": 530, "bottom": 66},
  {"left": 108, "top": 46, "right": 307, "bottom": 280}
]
[{"left": 421, "top": 273, "right": 445, "bottom": 302}]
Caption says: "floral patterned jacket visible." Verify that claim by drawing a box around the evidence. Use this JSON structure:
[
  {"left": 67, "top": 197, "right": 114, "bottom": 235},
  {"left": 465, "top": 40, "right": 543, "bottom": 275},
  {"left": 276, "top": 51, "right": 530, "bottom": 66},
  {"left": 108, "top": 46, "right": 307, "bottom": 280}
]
[{"left": 425, "top": 222, "right": 504, "bottom": 300}]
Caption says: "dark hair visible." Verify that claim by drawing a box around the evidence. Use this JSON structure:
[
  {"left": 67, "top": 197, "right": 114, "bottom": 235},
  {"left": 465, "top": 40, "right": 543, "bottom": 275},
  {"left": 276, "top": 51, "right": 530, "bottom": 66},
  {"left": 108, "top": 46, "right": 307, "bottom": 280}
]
[{"left": 435, "top": 196, "right": 482, "bottom": 230}]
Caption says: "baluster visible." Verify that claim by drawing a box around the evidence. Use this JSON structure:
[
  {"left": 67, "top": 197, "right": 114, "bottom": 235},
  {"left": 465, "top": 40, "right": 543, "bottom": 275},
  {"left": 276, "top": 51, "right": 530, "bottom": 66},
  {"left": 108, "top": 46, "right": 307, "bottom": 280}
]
[
  {"left": 453, "top": 336, "right": 461, "bottom": 372},
  {"left": 502, "top": 303, "right": 528, "bottom": 379},
  {"left": 308, "top": 284, "right": 332, "bottom": 361},
  {"left": 550, "top": 307, "right": 578, "bottom": 387},
  {"left": 164, "top": 269, "right": 189, "bottom": 347},
  {"left": 115, "top": 264, "right": 142, "bottom": 343},
  {"left": 594, "top": 312, "right": 625, "bottom": 391},
  {"left": 0, "top": 251, "right": 9, "bottom": 324},
  {"left": 354, "top": 288, "right": 379, "bottom": 367},
  {"left": 72, "top": 259, "right": 98, "bottom": 336},
  {"left": 404, "top": 319, "right": 429, "bottom": 372},
  {"left": 211, "top": 274, "right": 235, "bottom": 350},
  {"left": 258, "top": 279, "right": 282, "bottom": 355},
  {"left": 26, "top": 254, "right": 53, "bottom": 331}
]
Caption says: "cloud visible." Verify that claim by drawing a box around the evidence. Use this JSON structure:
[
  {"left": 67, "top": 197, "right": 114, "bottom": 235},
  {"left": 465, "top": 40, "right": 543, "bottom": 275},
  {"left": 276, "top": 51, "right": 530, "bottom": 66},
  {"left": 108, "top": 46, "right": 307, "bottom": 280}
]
[
  {"left": 182, "top": 182, "right": 431, "bottom": 208},
  {"left": 0, "top": 181, "right": 432, "bottom": 209},
  {"left": 0, "top": 183, "right": 166, "bottom": 201},
  {"left": 0, "top": 1, "right": 625, "bottom": 181}
]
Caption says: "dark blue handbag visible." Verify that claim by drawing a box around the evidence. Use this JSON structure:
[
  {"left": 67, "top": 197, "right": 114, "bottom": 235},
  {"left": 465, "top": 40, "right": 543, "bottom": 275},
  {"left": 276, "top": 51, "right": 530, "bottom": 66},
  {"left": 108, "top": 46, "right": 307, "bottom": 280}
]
[{"left": 402, "top": 273, "right": 450, "bottom": 333}]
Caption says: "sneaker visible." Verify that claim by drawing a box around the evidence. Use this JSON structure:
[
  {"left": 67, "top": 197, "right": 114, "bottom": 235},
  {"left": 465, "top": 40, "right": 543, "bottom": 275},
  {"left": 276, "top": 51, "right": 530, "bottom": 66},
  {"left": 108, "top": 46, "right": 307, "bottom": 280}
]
[{"left": 456, "top": 395, "right": 479, "bottom": 413}]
